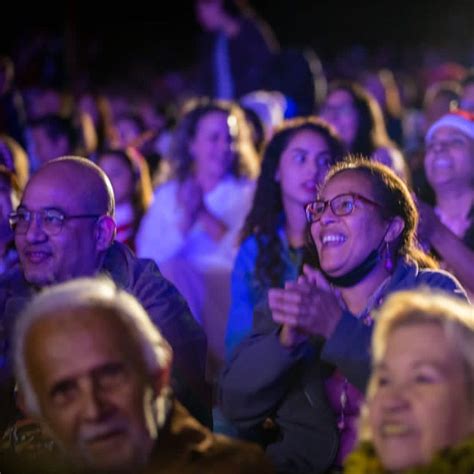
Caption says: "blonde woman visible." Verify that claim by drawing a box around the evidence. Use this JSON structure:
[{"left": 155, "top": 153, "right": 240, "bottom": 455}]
[{"left": 346, "top": 290, "right": 474, "bottom": 473}]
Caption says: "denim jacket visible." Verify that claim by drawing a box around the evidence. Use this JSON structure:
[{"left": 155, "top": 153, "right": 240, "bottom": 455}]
[{"left": 225, "top": 227, "right": 303, "bottom": 359}]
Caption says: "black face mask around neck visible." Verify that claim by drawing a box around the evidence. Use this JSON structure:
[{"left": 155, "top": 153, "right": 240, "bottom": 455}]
[
  {"left": 321, "top": 247, "right": 381, "bottom": 288},
  {"left": 319, "top": 223, "right": 393, "bottom": 288}
]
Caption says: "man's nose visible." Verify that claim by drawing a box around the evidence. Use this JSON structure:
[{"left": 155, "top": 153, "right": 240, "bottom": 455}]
[
  {"left": 25, "top": 212, "right": 47, "bottom": 243},
  {"left": 81, "top": 380, "right": 109, "bottom": 421},
  {"left": 429, "top": 141, "right": 448, "bottom": 153}
]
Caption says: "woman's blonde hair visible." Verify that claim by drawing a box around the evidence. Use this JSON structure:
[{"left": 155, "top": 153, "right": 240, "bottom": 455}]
[{"left": 359, "top": 289, "right": 474, "bottom": 441}]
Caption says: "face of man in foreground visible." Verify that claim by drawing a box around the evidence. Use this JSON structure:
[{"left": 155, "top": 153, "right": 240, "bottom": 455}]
[{"left": 24, "top": 309, "right": 159, "bottom": 472}]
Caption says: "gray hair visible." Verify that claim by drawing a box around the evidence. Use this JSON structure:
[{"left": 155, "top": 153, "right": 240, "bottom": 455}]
[
  {"left": 359, "top": 289, "right": 474, "bottom": 441},
  {"left": 13, "top": 277, "right": 172, "bottom": 416}
]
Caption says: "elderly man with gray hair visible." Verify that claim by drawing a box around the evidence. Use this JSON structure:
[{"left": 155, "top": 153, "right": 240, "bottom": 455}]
[{"left": 7, "top": 277, "right": 273, "bottom": 474}]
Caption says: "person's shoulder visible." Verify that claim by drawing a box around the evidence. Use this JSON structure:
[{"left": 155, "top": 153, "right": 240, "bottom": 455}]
[
  {"left": 103, "top": 241, "right": 164, "bottom": 287},
  {"left": 416, "top": 265, "right": 461, "bottom": 284},
  {"left": 150, "top": 179, "right": 179, "bottom": 203},
  {"left": 239, "top": 234, "right": 259, "bottom": 252},
  {"left": 156, "top": 401, "right": 274, "bottom": 473},
  {"left": 215, "top": 175, "right": 255, "bottom": 193},
  {"left": 414, "top": 265, "right": 468, "bottom": 299},
  {"left": 204, "top": 433, "right": 274, "bottom": 472}
]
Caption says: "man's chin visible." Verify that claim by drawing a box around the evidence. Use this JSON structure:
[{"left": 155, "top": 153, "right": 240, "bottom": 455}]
[
  {"left": 81, "top": 453, "right": 141, "bottom": 474},
  {"left": 78, "top": 437, "right": 146, "bottom": 473},
  {"left": 23, "top": 269, "right": 60, "bottom": 288}
]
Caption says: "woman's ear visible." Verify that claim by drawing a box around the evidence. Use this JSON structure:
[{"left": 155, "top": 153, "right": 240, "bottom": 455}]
[
  {"left": 95, "top": 215, "right": 116, "bottom": 251},
  {"left": 385, "top": 216, "right": 405, "bottom": 243}
]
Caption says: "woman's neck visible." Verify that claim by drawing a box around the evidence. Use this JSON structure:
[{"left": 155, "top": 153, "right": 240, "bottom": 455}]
[
  {"left": 195, "top": 172, "right": 221, "bottom": 194},
  {"left": 435, "top": 187, "right": 473, "bottom": 220},
  {"left": 339, "top": 263, "right": 391, "bottom": 315},
  {"left": 283, "top": 198, "right": 308, "bottom": 248}
]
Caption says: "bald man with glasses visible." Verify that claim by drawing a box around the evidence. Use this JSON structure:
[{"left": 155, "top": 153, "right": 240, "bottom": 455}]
[{"left": 0, "top": 156, "right": 210, "bottom": 431}]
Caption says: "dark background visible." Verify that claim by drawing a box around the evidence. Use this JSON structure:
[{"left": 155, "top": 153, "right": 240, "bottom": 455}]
[{"left": 1, "top": 0, "right": 473, "bottom": 87}]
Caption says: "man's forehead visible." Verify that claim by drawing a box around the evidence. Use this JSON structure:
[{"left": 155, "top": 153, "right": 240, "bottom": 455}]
[
  {"left": 25, "top": 317, "right": 133, "bottom": 396},
  {"left": 26, "top": 310, "right": 137, "bottom": 371},
  {"left": 431, "top": 126, "right": 472, "bottom": 141},
  {"left": 22, "top": 166, "right": 89, "bottom": 210}
]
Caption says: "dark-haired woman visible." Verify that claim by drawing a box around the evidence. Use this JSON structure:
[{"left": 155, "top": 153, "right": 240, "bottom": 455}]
[
  {"left": 97, "top": 148, "right": 153, "bottom": 251},
  {"left": 225, "top": 117, "right": 345, "bottom": 358}
]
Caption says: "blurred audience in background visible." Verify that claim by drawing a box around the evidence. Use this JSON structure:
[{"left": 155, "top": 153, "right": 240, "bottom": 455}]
[
  {"left": 96, "top": 148, "right": 153, "bottom": 251},
  {"left": 193, "top": 0, "right": 279, "bottom": 100}
]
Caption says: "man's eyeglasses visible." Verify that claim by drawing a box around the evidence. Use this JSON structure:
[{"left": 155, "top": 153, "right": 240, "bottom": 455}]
[
  {"left": 305, "top": 193, "right": 382, "bottom": 224},
  {"left": 9, "top": 208, "right": 101, "bottom": 235}
]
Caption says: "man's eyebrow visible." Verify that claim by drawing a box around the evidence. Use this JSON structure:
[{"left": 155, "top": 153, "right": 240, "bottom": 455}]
[
  {"left": 43, "top": 207, "right": 67, "bottom": 214},
  {"left": 49, "top": 378, "right": 76, "bottom": 398},
  {"left": 94, "top": 361, "right": 127, "bottom": 376}
]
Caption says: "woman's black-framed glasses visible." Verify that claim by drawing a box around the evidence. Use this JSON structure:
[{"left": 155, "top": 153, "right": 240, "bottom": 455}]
[{"left": 305, "top": 193, "right": 382, "bottom": 224}]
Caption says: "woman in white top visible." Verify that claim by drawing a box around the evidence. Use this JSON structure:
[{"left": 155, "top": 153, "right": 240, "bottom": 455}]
[{"left": 136, "top": 98, "right": 259, "bottom": 378}]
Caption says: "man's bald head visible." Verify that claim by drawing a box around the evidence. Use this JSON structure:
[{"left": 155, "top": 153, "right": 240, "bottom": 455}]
[{"left": 32, "top": 156, "right": 115, "bottom": 217}]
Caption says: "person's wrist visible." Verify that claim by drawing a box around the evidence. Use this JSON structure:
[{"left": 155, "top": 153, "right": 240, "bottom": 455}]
[{"left": 279, "top": 325, "right": 307, "bottom": 348}]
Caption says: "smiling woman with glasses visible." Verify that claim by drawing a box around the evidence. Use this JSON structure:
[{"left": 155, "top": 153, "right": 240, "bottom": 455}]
[{"left": 220, "top": 157, "right": 468, "bottom": 473}]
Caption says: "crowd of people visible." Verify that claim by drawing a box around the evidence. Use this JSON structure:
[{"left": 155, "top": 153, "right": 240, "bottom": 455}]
[{"left": 0, "top": 0, "right": 473, "bottom": 472}]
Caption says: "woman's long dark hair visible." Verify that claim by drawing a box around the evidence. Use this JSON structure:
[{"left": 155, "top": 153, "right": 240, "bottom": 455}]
[{"left": 240, "top": 117, "right": 346, "bottom": 286}]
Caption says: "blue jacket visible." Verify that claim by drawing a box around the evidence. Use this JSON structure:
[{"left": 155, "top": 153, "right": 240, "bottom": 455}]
[{"left": 225, "top": 230, "right": 303, "bottom": 359}]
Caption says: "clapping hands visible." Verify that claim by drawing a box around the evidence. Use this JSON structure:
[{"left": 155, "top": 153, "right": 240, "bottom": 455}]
[{"left": 268, "top": 265, "right": 342, "bottom": 348}]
